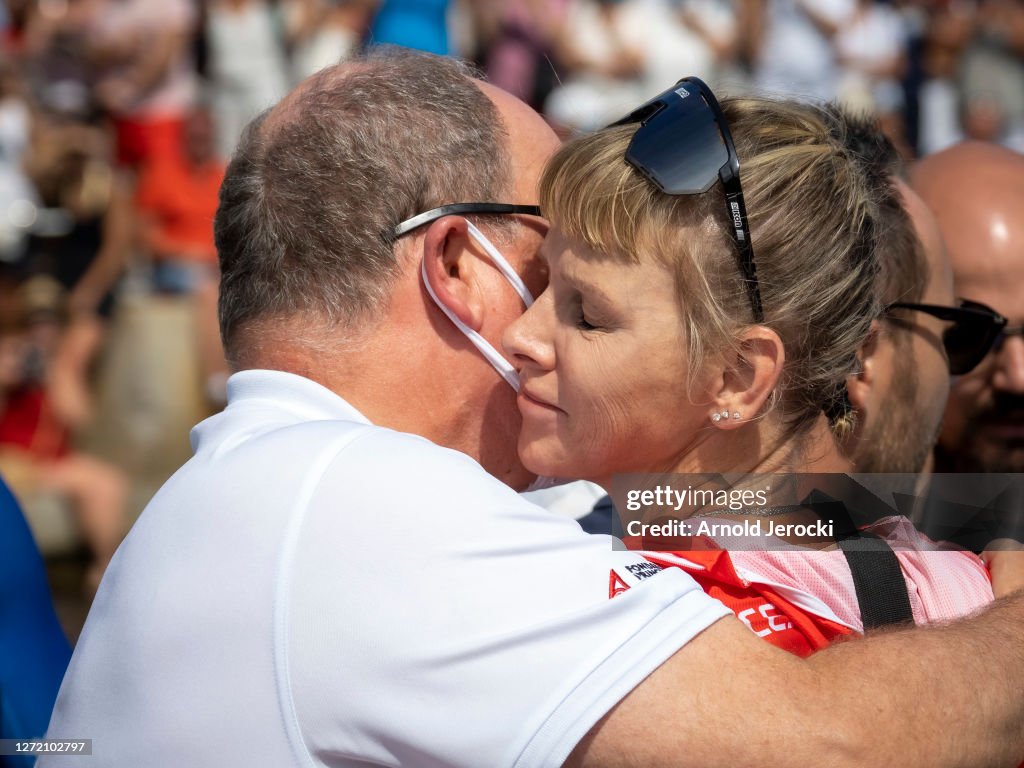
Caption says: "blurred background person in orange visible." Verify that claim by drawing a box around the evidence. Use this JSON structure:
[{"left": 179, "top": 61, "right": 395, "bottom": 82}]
[{"left": 135, "top": 103, "right": 227, "bottom": 404}]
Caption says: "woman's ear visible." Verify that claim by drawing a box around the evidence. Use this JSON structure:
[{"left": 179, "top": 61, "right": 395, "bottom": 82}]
[
  {"left": 846, "top": 319, "right": 880, "bottom": 415},
  {"left": 420, "top": 216, "right": 487, "bottom": 331},
  {"left": 713, "top": 326, "right": 785, "bottom": 427}
]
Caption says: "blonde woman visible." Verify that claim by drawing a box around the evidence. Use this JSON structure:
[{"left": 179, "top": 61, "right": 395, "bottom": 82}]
[{"left": 503, "top": 80, "right": 999, "bottom": 653}]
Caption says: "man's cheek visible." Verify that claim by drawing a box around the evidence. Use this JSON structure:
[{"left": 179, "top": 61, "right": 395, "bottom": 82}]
[{"left": 969, "top": 378, "right": 995, "bottom": 413}]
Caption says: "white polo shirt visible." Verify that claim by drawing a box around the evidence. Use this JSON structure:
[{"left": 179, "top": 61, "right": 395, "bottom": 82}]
[{"left": 45, "top": 370, "right": 729, "bottom": 767}]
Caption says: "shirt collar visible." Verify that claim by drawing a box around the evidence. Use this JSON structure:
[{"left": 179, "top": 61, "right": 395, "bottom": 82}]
[{"left": 225, "top": 369, "right": 373, "bottom": 425}]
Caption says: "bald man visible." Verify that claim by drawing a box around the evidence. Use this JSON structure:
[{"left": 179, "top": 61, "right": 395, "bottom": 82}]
[{"left": 913, "top": 142, "right": 1024, "bottom": 473}]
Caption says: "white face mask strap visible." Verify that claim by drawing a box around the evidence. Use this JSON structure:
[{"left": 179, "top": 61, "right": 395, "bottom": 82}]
[
  {"left": 466, "top": 221, "right": 534, "bottom": 307},
  {"left": 420, "top": 220, "right": 536, "bottom": 391},
  {"left": 420, "top": 257, "right": 522, "bottom": 391}
]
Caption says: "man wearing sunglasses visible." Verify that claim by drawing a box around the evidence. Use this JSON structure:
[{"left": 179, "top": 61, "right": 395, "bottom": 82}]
[
  {"left": 913, "top": 142, "right": 1024, "bottom": 474},
  {"left": 845, "top": 177, "right": 1006, "bottom": 471},
  {"left": 44, "top": 54, "right": 1024, "bottom": 767}
]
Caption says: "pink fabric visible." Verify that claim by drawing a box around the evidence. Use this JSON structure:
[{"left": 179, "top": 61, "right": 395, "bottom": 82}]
[{"left": 720, "top": 517, "right": 993, "bottom": 633}]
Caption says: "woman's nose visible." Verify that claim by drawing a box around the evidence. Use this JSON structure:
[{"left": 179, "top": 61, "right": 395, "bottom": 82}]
[{"left": 503, "top": 287, "right": 556, "bottom": 372}]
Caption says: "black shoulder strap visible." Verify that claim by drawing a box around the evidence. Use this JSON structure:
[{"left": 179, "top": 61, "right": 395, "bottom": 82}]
[{"left": 837, "top": 531, "right": 914, "bottom": 630}]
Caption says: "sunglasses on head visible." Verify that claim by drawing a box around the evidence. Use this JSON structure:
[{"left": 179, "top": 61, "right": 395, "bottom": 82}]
[
  {"left": 886, "top": 299, "right": 1008, "bottom": 375},
  {"left": 609, "top": 77, "right": 763, "bottom": 323}
]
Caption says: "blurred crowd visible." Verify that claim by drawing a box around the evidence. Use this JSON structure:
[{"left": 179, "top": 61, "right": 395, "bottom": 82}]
[
  {"left": 485, "top": 0, "right": 1024, "bottom": 155},
  {"left": 0, "top": 0, "right": 1022, "bottom": 596}
]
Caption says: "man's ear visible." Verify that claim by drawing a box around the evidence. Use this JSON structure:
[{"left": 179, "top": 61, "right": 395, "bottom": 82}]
[
  {"left": 846, "top": 319, "right": 881, "bottom": 414},
  {"left": 713, "top": 326, "right": 785, "bottom": 426},
  {"left": 420, "top": 216, "right": 487, "bottom": 331}
]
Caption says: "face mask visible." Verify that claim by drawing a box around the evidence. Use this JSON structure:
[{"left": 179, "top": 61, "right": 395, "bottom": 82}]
[{"left": 420, "top": 220, "right": 534, "bottom": 391}]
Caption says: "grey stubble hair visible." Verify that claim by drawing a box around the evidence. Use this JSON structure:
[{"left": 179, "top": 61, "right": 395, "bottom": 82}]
[{"left": 214, "top": 48, "right": 512, "bottom": 363}]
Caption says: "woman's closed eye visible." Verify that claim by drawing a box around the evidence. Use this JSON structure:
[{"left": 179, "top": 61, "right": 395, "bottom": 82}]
[
  {"left": 553, "top": 275, "right": 619, "bottom": 333},
  {"left": 563, "top": 294, "right": 602, "bottom": 332},
  {"left": 576, "top": 298, "right": 618, "bottom": 333},
  {"left": 577, "top": 306, "right": 600, "bottom": 331}
]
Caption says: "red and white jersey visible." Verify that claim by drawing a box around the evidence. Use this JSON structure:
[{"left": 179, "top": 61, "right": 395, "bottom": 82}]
[
  {"left": 612, "top": 518, "right": 994, "bottom": 657},
  {"left": 627, "top": 548, "right": 855, "bottom": 657}
]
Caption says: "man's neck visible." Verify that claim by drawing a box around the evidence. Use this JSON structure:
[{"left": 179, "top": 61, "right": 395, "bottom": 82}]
[{"left": 233, "top": 319, "right": 528, "bottom": 483}]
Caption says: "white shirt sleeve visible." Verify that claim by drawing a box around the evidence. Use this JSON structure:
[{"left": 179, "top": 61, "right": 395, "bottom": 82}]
[{"left": 287, "top": 428, "right": 731, "bottom": 767}]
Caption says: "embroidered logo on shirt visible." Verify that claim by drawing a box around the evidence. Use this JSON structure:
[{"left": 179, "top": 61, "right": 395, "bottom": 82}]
[
  {"left": 609, "top": 561, "right": 664, "bottom": 598},
  {"left": 625, "top": 561, "right": 662, "bottom": 581},
  {"left": 609, "top": 570, "right": 631, "bottom": 599}
]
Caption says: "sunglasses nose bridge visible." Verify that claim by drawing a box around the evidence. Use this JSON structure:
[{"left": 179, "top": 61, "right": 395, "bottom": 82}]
[
  {"left": 994, "top": 326, "right": 1024, "bottom": 351},
  {"left": 992, "top": 330, "right": 1024, "bottom": 393}
]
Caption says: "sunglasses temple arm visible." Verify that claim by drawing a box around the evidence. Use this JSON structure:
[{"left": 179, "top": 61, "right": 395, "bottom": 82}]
[{"left": 722, "top": 182, "right": 763, "bottom": 323}]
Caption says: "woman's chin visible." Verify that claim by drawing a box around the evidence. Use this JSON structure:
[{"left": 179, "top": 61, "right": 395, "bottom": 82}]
[{"left": 518, "top": 435, "right": 578, "bottom": 481}]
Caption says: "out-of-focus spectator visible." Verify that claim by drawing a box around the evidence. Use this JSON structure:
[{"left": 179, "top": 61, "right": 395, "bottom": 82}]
[
  {"left": 543, "top": 0, "right": 646, "bottom": 131},
  {"left": 1, "top": 2, "right": 31, "bottom": 53},
  {"left": 20, "top": 0, "right": 97, "bottom": 120},
  {"left": 24, "top": 118, "right": 132, "bottom": 429},
  {"left": 135, "top": 105, "right": 227, "bottom": 403},
  {"left": 478, "top": 0, "right": 567, "bottom": 110},
  {"left": 0, "top": 473, "right": 71, "bottom": 764},
  {"left": 959, "top": 0, "right": 1024, "bottom": 150},
  {"left": 286, "top": 0, "right": 375, "bottom": 82},
  {"left": 0, "top": 57, "right": 37, "bottom": 265},
  {"left": 741, "top": 0, "right": 853, "bottom": 101},
  {"left": 545, "top": 0, "right": 736, "bottom": 133},
  {"left": 913, "top": 142, "right": 1024, "bottom": 474},
  {"left": 204, "top": 0, "right": 288, "bottom": 158},
  {"left": 667, "top": 0, "right": 738, "bottom": 88},
  {"left": 834, "top": 0, "right": 907, "bottom": 123},
  {"left": 917, "top": 0, "right": 974, "bottom": 154},
  {"left": 85, "top": 0, "right": 198, "bottom": 169},
  {"left": 0, "top": 276, "right": 127, "bottom": 589}
]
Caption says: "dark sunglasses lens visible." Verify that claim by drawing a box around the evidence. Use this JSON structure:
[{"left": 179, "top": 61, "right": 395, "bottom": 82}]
[
  {"left": 943, "top": 318, "right": 1000, "bottom": 375},
  {"left": 624, "top": 86, "right": 729, "bottom": 195}
]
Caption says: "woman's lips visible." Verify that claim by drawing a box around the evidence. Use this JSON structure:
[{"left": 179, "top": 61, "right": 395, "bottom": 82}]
[{"left": 517, "top": 386, "right": 564, "bottom": 414}]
